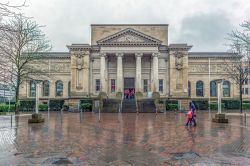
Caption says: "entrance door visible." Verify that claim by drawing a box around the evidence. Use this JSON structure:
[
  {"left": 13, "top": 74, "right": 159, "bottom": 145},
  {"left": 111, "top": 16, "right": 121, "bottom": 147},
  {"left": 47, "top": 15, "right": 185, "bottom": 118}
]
[{"left": 124, "top": 78, "right": 135, "bottom": 99}]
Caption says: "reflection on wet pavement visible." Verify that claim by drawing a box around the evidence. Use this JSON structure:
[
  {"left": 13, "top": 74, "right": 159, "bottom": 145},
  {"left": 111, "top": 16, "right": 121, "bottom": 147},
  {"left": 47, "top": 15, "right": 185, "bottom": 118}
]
[{"left": 0, "top": 112, "right": 250, "bottom": 165}]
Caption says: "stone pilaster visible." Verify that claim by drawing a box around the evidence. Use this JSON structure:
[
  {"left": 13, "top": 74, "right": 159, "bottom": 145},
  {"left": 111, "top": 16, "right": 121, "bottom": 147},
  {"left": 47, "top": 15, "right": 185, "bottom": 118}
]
[
  {"left": 152, "top": 52, "right": 159, "bottom": 92},
  {"left": 168, "top": 44, "right": 192, "bottom": 98},
  {"left": 135, "top": 53, "right": 143, "bottom": 92},
  {"left": 100, "top": 53, "right": 107, "bottom": 92},
  {"left": 116, "top": 53, "right": 124, "bottom": 92}
]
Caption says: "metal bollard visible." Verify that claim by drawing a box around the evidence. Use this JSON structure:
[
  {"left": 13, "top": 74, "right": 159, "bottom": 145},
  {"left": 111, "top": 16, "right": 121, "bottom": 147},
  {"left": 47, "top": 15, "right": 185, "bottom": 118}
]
[
  {"left": 98, "top": 108, "right": 101, "bottom": 122},
  {"left": 244, "top": 113, "right": 247, "bottom": 123},
  {"left": 11, "top": 114, "right": 13, "bottom": 127},
  {"left": 60, "top": 109, "right": 63, "bottom": 123},
  {"left": 80, "top": 109, "right": 83, "bottom": 123}
]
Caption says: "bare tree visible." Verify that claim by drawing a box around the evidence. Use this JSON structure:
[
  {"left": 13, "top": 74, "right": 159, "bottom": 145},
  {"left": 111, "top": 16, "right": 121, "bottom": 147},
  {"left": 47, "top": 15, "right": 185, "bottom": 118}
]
[
  {"left": 0, "top": 1, "right": 26, "bottom": 18},
  {"left": 225, "top": 21, "right": 250, "bottom": 113},
  {"left": 0, "top": 15, "right": 51, "bottom": 114}
]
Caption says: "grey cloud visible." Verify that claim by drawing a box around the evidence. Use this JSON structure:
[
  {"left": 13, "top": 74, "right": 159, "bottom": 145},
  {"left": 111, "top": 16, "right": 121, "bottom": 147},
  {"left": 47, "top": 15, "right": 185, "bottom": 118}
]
[{"left": 177, "top": 12, "right": 234, "bottom": 51}]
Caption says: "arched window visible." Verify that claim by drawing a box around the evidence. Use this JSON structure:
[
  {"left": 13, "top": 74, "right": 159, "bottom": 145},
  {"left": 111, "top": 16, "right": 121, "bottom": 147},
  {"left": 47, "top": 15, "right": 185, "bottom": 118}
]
[
  {"left": 30, "top": 80, "right": 36, "bottom": 97},
  {"left": 55, "top": 80, "right": 63, "bottom": 96},
  {"left": 42, "top": 81, "right": 50, "bottom": 96},
  {"left": 210, "top": 80, "right": 217, "bottom": 97},
  {"left": 223, "top": 81, "right": 230, "bottom": 97},
  {"left": 188, "top": 81, "right": 191, "bottom": 97},
  {"left": 196, "top": 81, "right": 204, "bottom": 96}
]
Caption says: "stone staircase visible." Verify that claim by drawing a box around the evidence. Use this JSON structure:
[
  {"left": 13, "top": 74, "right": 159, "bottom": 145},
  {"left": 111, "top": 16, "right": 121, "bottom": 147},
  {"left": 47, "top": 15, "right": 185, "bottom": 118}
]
[{"left": 121, "top": 99, "right": 137, "bottom": 113}]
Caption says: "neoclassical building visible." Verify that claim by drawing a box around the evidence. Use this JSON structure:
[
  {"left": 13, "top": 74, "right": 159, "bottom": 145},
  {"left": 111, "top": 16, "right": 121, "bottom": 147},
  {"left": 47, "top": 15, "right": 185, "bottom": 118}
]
[{"left": 19, "top": 24, "right": 240, "bottom": 110}]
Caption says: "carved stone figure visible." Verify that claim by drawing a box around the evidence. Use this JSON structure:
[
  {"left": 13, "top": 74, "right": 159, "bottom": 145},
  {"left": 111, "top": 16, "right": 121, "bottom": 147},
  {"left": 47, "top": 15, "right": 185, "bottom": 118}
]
[
  {"left": 114, "top": 34, "right": 145, "bottom": 43},
  {"left": 174, "top": 51, "right": 184, "bottom": 70}
]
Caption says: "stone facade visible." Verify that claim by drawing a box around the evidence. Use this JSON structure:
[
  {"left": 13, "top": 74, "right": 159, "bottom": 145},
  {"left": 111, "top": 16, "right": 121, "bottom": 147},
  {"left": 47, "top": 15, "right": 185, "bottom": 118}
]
[{"left": 19, "top": 24, "right": 241, "bottom": 107}]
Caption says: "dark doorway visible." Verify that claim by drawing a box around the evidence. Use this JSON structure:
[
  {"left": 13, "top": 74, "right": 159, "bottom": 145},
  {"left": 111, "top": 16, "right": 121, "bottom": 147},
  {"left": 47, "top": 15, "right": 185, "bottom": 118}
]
[{"left": 124, "top": 78, "right": 135, "bottom": 99}]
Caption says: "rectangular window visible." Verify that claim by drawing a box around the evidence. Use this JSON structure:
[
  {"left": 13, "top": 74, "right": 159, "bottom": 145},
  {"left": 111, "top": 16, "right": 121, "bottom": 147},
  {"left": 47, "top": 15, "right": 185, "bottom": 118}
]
[
  {"left": 242, "top": 88, "right": 244, "bottom": 95},
  {"left": 245, "top": 88, "right": 249, "bottom": 95},
  {"left": 159, "top": 79, "right": 163, "bottom": 93},
  {"left": 96, "top": 79, "right": 100, "bottom": 92},
  {"left": 143, "top": 79, "right": 148, "bottom": 92},
  {"left": 30, "top": 81, "right": 36, "bottom": 97},
  {"left": 111, "top": 79, "right": 116, "bottom": 93}
]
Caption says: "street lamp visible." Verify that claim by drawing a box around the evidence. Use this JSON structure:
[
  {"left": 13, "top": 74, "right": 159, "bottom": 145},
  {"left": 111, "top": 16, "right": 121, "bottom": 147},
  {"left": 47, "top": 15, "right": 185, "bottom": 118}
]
[
  {"left": 28, "top": 80, "right": 44, "bottom": 123},
  {"left": 214, "top": 79, "right": 224, "bottom": 114},
  {"left": 35, "top": 80, "right": 43, "bottom": 114},
  {"left": 212, "top": 79, "right": 228, "bottom": 123}
]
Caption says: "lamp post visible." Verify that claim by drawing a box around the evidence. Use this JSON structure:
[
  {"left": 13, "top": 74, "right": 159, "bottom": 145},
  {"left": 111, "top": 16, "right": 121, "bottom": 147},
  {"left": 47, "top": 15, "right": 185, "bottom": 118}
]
[
  {"left": 28, "top": 80, "right": 44, "bottom": 123},
  {"left": 35, "top": 80, "right": 43, "bottom": 114},
  {"left": 212, "top": 79, "right": 228, "bottom": 123}
]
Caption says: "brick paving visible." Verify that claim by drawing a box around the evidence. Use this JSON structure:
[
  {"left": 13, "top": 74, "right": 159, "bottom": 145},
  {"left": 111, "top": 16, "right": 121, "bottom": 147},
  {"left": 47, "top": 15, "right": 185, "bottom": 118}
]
[{"left": 0, "top": 112, "right": 250, "bottom": 165}]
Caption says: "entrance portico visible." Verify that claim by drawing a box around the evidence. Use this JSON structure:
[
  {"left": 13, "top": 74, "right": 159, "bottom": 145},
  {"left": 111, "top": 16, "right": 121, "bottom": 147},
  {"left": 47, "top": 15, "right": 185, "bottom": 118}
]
[{"left": 99, "top": 51, "right": 160, "bottom": 96}]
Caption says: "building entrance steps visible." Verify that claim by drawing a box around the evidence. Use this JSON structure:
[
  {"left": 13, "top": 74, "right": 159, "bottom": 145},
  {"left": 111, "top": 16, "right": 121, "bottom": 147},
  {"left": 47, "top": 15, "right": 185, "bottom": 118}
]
[{"left": 122, "top": 99, "right": 137, "bottom": 113}]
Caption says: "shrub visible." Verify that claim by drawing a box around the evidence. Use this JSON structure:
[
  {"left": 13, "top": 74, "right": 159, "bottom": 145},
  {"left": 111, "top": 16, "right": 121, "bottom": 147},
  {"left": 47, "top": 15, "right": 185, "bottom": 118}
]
[
  {"left": 193, "top": 100, "right": 208, "bottom": 110},
  {"left": 135, "top": 92, "right": 143, "bottom": 101},
  {"left": 49, "top": 99, "right": 64, "bottom": 111},
  {"left": 116, "top": 92, "right": 123, "bottom": 100},
  {"left": 166, "top": 100, "right": 178, "bottom": 104},
  {"left": 63, "top": 105, "right": 69, "bottom": 111},
  {"left": 39, "top": 104, "right": 48, "bottom": 111},
  {"left": 209, "top": 103, "right": 225, "bottom": 110},
  {"left": 0, "top": 104, "right": 15, "bottom": 112},
  {"left": 243, "top": 100, "right": 250, "bottom": 103},
  {"left": 98, "top": 92, "right": 107, "bottom": 100},
  {"left": 152, "top": 92, "right": 160, "bottom": 100},
  {"left": 222, "top": 100, "right": 240, "bottom": 109},
  {"left": 166, "top": 104, "right": 178, "bottom": 110},
  {"left": 243, "top": 103, "right": 250, "bottom": 110},
  {"left": 20, "top": 100, "right": 35, "bottom": 111},
  {"left": 80, "top": 103, "right": 92, "bottom": 110},
  {"left": 80, "top": 99, "right": 92, "bottom": 111}
]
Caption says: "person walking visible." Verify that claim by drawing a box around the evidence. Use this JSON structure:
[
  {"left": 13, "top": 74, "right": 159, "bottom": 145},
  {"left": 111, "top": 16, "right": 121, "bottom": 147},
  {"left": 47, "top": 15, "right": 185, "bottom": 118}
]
[
  {"left": 190, "top": 101, "right": 197, "bottom": 126},
  {"left": 185, "top": 108, "right": 193, "bottom": 126}
]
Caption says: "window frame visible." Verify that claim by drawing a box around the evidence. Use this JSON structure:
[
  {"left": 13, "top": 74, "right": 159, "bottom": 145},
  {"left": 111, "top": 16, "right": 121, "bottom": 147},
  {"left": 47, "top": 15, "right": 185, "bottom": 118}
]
[
  {"left": 111, "top": 79, "right": 116, "bottom": 93},
  {"left": 55, "top": 80, "right": 63, "bottom": 97},
  {"left": 196, "top": 80, "right": 204, "bottom": 97}
]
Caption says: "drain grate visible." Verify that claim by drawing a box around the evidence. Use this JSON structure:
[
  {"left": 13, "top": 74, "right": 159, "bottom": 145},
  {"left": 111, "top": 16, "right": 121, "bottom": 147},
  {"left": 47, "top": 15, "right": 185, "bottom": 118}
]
[
  {"left": 173, "top": 151, "right": 200, "bottom": 160},
  {"left": 42, "top": 157, "right": 73, "bottom": 165}
]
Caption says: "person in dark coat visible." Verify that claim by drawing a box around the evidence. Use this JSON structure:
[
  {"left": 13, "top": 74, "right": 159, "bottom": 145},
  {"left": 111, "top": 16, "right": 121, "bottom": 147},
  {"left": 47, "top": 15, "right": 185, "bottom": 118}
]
[{"left": 190, "top": 101, "right": 197, "bottom": 126}]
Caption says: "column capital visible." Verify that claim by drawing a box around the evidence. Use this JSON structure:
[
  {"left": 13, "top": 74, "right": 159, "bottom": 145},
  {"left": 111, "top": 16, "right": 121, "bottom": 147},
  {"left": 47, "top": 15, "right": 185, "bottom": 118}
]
[
  {"left": 116, "top": 52, "right": 124, "bottom": 57},
  {"left": 100, "top": 52, "right": 107, "bottom": 58},
  {"left": 152, "top": 52, "right": 160, "bottom": 57},
  {"left": 135, "top": 52, "right": 143, "bottom": 57}
]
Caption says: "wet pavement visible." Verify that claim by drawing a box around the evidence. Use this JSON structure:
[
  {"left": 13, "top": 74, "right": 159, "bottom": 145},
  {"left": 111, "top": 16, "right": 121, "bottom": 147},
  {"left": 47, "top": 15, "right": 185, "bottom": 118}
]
[{"left": 1, "top": 111, "right": 250, "bottom": 165}]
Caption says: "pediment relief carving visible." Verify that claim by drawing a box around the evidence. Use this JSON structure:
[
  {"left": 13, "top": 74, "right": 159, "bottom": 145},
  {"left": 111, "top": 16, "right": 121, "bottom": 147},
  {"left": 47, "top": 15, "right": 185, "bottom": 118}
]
[{"left": 97, "top": 28, "right": 162, "bottom": 46}]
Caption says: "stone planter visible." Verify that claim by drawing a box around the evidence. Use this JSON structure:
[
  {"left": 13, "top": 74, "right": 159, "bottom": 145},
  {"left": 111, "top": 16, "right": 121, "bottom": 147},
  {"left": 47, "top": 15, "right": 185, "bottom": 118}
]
[
  {"left": 28, "top": 113, "right": 45, "bottom": 123},
  {"left": 212, "top": 113, "right": 228, "bottom": 123}
]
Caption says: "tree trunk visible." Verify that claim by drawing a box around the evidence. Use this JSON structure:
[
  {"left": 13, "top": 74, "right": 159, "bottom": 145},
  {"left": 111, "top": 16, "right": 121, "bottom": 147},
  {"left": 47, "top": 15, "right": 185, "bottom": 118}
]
[
  {"left": 239, "top": 82, "right": 243, "bottom": 114},
  {"left": 15, "top": 76, "right": 20, "bottom": 114}
]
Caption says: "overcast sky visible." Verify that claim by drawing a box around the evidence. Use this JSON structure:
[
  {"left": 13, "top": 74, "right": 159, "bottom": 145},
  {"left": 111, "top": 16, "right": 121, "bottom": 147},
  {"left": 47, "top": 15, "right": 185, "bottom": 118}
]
[{"left": 11, "top": 0, "right": 250, "bottom": 52}]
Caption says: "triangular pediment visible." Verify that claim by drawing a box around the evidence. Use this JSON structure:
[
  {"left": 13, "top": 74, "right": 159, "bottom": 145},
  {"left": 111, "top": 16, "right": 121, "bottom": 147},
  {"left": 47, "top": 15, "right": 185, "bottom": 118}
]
[{"left": 97, "top": 28, "right": 162, "bottom": 46}]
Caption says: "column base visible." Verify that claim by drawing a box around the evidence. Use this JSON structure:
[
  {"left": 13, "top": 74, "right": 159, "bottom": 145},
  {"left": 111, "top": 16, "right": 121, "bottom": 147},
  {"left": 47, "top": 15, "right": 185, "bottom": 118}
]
[
  {"left": 28, "top": 113, "right": 45, "bottom": 123},
  {"left": 212, "top": 113, "right": 228, "bottom": 123}
]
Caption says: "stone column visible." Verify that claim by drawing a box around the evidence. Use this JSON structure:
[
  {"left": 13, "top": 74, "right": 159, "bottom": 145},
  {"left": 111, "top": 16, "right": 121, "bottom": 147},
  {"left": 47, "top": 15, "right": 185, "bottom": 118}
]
[
  {"left": 152, "top": 52, "right": 159, "bottom": 92},
  {"left": 116, "top": 53, "right": 124, "bottom": 92},
  {"left": 135, "top": 53, "right": 143, "bottom": 92},
  {"left": 100, "top": 53, "right": 106, "bottom": 92}
]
